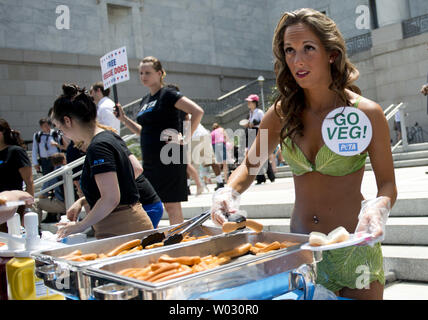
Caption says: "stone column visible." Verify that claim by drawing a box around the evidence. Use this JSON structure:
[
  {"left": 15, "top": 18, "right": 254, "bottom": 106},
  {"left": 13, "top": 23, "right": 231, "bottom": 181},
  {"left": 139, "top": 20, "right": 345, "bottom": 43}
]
[
  {"left": 131, "top": 5, "right": 144, "bottom": 59},
  {"left": 375, "top": 0, "right": 410, "bottom": 27}
]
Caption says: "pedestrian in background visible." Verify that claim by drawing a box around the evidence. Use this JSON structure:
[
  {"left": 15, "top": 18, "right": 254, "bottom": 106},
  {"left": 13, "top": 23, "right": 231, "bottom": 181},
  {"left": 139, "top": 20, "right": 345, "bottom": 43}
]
[
  {"left": 90, "top": 81, "right": 121, "bottom": 135},
  {"left": 115, "top": 56, "right": 204, "bottom": 225},
  {"left": 0, "top": 118, "right": 34, "bottom": 231},
  {"left": 211, "top": 123, "right": 230, "bottom": 186},
  {"left": 244, "top": 94, "right": 275, "bottom": 184},
  {"left": 32, "top": 118, "right": 65, "bottom": 192}
]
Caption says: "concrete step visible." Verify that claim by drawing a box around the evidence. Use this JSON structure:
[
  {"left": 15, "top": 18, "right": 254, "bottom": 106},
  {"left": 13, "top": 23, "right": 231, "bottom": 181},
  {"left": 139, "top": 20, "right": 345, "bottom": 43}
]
[
  {"left": 383, "top": 245, "right": 428, "bottom": 282},
  {"left": 181, "top": 195, "right": 428, "bottom": 219},
  {"left": 393, "top": 143, "right": 428, "bottom": 153},
  {"left": 384, "top": 281, "right": 428, "bottom": 300},
  {"left": 392, "top": 150, "right": 428, "bottom": 161}
]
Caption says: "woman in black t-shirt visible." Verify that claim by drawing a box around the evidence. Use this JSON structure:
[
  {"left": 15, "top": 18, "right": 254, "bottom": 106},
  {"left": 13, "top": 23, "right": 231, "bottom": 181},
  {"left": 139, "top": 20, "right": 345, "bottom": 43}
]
[
  {"left": 115, "top": 56, "right": 204, "bottom": 225},
  {"left": 0, "top": 119, "right": 34, "bottom": 231},
  {"left": 52, "top": 84, "right": 153, "bottom": 239}
]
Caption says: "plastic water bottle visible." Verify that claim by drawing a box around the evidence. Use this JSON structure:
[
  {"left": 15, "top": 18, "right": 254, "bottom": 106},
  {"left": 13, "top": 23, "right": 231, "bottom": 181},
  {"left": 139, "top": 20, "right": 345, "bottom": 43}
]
[{"left": 24, "top": 212, "right": 40, "bottom": 251}]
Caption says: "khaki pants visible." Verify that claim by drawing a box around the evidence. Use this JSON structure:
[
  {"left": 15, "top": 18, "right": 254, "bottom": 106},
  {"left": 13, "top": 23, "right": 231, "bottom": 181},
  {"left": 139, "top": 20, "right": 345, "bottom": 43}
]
[{"left": 93, "top": 203, "right": 153, "bottom": 239}]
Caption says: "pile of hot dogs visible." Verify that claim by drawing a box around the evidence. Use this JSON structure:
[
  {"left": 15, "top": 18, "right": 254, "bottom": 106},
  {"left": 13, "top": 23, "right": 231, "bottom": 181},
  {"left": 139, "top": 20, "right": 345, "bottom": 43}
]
[
  {"left": 116, "top": 240, "right": 300, "bottom": 284},
  {"left": 59, "top": 235, "right": 211, "bottom": 262}
]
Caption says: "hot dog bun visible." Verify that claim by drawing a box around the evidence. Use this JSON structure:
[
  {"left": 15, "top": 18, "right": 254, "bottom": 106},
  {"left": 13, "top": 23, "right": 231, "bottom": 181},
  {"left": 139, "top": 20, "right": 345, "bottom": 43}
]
[
  {"left": 327, "top": 226, "right": 350, "bottom": 245},
  {"left": 308, "top": 227, "right": 350, "bottom": 247},
  {"left": 308, "top": 232, "right": 328, "bottom": 247}
]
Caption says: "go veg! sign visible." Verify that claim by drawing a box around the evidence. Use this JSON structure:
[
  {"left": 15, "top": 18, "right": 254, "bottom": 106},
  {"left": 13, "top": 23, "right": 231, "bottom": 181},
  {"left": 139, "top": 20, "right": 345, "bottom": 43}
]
[
  {"left": 100, "top": 46, "right": 129, "bottom": 90},
  {"left": 321, "top": 107, "right": 373, "bottom": 156}
]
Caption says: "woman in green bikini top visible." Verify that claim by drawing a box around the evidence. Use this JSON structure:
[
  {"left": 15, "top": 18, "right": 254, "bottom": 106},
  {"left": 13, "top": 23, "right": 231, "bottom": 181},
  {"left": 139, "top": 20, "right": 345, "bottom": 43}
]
[
  {"left": 282, "top": 97, "right": 367, "bottom": 177},
  {"left": 210, "top": 8, "right": 397, "bottom": 300}
]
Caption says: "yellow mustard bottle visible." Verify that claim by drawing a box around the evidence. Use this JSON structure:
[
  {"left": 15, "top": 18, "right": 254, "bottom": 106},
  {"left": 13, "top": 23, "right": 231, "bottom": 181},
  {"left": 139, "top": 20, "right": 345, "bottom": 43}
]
[{"left": 6, "top": 251, "right": 64, "bottom": 300}]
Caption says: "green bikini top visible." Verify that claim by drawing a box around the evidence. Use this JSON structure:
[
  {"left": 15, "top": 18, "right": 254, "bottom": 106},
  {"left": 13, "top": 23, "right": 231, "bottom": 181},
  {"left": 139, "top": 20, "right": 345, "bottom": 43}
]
[{"left": 282, "top": 97, "right": 367, "bottom": 177}]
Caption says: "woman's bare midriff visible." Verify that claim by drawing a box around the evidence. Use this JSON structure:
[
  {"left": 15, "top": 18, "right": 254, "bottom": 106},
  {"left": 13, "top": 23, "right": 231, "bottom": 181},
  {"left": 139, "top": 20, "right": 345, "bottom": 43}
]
[{"left": 290, "top": 167, "right": 365, "bottom": 235}]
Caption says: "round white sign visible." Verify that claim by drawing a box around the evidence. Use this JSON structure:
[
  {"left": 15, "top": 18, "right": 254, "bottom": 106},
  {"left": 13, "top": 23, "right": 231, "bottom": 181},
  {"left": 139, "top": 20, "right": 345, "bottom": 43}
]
[{"left": 321, "top": 107, "right": 372, "bottom": 156}]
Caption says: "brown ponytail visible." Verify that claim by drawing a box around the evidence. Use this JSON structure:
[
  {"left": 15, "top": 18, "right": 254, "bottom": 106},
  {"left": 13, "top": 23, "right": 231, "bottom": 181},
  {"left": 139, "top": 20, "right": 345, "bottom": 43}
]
[{"left": 0, "top": 118, "right": 25, "bottom": 147}]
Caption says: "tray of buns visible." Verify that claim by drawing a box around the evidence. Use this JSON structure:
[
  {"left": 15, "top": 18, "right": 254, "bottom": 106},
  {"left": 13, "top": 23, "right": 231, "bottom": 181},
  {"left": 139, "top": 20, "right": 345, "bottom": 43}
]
[
  {"left": 32, "top": 224, "right": 223, "bottom": 300},
  {"left": 83, "top": 231, "right": 318, "bottom": 300}
]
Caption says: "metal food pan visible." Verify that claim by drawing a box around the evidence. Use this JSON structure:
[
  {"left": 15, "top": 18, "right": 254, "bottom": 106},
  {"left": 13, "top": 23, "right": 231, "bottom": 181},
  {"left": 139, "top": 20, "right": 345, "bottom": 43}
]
[
  {"left": 33, "top": 224, "right": 223, "bottom": 300},
  {"left": 84, "top": 231, "right": 315, "bottom": 300}
]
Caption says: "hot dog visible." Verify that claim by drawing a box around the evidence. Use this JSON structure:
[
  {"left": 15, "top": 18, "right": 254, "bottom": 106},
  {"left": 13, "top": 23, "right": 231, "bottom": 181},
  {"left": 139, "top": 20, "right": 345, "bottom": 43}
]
[
  {"left": 106, "top": 239, "right": 141, "bottom": 257},
  {"left": 158, "top": 255, "right": 201, "bottom": 266},
  {"left": 142, "top": 262, "right": 181, "bottom": 282},
  {"left": 217, "top": 243, "right": 252, "bottom": 259},
  {"left": 153, "top": 269, "right": 193, "bottom": 283},
  {"left": 144, "top": 242, "right": 164, "bottom": 250},
  {"left": 279, "top": 241, "right": 300, "bottom": 248},
  {"left": 59, "top": 249, "right": 82, "bottom": 259},
  {"left": 117, "top": 250, "right": 129, "bottom": 256},
  {"left": 148, "top": 268, "right": 183, "bottom": 282},
  {"left": 68, "top": 256, "right": 85, "bottom": 262},
  {"left": 128, "top": 245, "right": 143, "bottom": 253},
  {"left": 80, "top": 253, "right": 98, "bottom": 261},
  {"left": 256, "top": 241, "right": 281, "bottom": 254}
]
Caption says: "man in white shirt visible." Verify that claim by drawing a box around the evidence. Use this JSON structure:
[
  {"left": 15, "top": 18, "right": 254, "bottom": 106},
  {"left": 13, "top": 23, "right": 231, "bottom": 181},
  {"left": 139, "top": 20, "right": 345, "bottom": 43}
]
[
  {"left": 32, "top": 118, "right": 65, "bottom": 194},
  {"left": 244, "top": 94, "right": 275, "bottom": 184},
  {"left": 90, "top": 81, "right": 121, "bottom": 135}
]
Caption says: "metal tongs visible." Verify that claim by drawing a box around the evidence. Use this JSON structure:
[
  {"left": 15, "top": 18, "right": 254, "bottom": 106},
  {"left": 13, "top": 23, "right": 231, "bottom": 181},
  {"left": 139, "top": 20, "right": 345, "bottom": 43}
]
[
  {"left": 140, "top": 210, "right": 210, "bottom": 248},
  {"left": 163, "top": 210, "right": 211, "bottom": 246}
]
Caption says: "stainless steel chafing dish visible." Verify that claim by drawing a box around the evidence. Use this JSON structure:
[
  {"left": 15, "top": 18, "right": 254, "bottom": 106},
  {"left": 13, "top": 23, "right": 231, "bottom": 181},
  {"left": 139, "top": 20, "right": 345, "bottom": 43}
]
[
  {"left": 32, "top": 225, "right": 223, "bottom": 300},
  {"left": 84, "top": 231, "right": 321, "bottom": 300}
]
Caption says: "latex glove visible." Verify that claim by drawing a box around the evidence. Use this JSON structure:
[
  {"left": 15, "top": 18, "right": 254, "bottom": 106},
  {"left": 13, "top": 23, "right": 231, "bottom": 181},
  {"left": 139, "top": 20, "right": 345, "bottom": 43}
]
[
  {"left": 355, "top": 196, "right": 391, "bottom": 246},
  {"left": 56, "top": 221, "right": 86, "bottom": 240},
  {"left": 210, "top": 186, "right": 241, "bottom": 226}
]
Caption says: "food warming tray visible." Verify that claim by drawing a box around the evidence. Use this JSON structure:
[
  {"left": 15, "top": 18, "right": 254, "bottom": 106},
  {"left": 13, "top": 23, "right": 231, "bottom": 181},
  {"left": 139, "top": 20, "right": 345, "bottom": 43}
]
[
  {"left": 84, "top": 231, "right": 320, "bottom": 300},
  {"left": 32, "top": 225, "right": 223, "bottom": 300}
]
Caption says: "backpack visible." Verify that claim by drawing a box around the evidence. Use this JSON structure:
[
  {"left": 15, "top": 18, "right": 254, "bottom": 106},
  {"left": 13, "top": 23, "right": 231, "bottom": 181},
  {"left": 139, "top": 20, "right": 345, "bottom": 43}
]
[{"left": 35, "top": 130, "right": 62, "bottom": 157}]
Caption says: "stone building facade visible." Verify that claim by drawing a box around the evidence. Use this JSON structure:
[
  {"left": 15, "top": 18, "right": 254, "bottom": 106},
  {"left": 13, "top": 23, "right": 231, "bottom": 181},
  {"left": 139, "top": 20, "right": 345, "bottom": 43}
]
[{"left": 1, "top": 0, "right": 428, "bottom": 141}]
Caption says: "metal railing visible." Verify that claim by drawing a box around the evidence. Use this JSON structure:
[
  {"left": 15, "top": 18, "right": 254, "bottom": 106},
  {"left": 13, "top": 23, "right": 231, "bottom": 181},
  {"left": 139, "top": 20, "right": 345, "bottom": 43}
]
[
  {"left": 402, "top": 13, "right": 428, "bottom": 39},
  {"left": 346, "top": 32, "right": 372, "bottom": 56},
  {"left": 384, "top": 102, "right": 407, "bottom": 152},
  {"left": 194, "top": 78, "right": 276, "bottom": 115}
]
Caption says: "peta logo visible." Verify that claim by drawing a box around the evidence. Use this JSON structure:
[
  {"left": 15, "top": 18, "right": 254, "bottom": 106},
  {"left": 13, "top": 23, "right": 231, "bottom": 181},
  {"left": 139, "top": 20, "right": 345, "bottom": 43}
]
[
  {"left": 339, "top": 143, "right": 358, "bottom": 152},
  {"left": 93, "top": 159, "right": 105, "bottom": 165}
]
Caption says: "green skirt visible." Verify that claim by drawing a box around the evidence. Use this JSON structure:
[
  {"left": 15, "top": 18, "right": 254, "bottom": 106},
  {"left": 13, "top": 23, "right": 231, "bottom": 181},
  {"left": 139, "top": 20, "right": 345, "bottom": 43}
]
[{"left": 316, "top": 243, "right": 385, "bottom": 292}]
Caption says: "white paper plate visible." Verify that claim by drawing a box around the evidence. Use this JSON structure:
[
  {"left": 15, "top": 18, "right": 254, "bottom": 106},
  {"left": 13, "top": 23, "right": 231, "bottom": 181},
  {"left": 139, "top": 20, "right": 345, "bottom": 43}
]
[
  {"left": 239, "top": 119, "right": 249, "bottom": 126},
  {"left": 0, "top": 200, "right": 26, "bottom": 209},
  {"left": 301, "top": 232, "right": 373, "bottom": 251}
]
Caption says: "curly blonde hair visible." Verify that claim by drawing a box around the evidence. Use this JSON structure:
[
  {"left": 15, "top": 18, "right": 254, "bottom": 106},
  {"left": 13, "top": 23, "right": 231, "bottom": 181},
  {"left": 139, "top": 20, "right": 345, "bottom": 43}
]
[{"left": 272, "top": 8, "right": 361, "bottom": 143}]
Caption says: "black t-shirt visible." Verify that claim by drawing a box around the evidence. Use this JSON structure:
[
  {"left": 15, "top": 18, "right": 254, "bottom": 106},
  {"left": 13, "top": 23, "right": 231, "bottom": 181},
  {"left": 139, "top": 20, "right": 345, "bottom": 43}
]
[
  {"left": 0, "top": 145, "right": 32, "bottom": 192},
  {"left": 136, "top": 87, "right": 183, "bottom": 163},
  {"left": 80, "top": 131, "right": 139, "bottom": 208}
]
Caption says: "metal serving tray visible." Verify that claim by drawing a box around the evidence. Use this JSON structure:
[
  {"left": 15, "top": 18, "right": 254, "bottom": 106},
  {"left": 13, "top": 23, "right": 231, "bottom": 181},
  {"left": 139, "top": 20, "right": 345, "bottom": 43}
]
[
  {"left": 84, "top": 231, "right": 318, "bottom": 300},
  {"left": 32, "top": 225, "right": 223, "bottom": 300}
]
